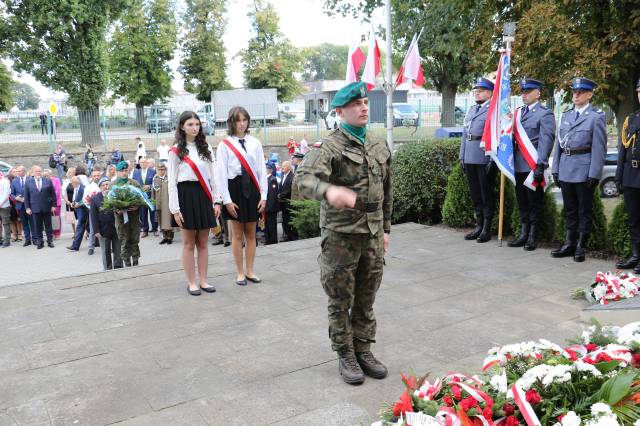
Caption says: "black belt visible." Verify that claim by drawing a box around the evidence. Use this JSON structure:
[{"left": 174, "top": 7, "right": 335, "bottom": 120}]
[
  {"left": 562, "top": 147, "right": 591, "bottom": 156},
  {"left": 355, "top": 200, "right": 380, "bottom": 212},
  {"left": 467, "top": 135, "right": 483, "bottom": 141}
]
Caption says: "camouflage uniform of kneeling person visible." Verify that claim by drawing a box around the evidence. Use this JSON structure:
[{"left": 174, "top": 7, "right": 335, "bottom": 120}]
[{"left": 295, "top": 81, "right": 393, "bottom": 385}]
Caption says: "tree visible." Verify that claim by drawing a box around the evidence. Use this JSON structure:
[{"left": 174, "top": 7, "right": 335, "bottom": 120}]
[
  {"left": 180, "top": 0, "right": 230, "bottom": 102},
  {"left": 2, "top": 0, "right": 126, "bottom": 144},
  {"left": 110, "top": 0, "right": 177, "bottom": 126},
  {"left": 12, "top": 81, "right": 40, "bottom": 110},
  {"left": 301, "top": 43, "right": 348, "bottom": 81},
  {"left": 0, "top": 63, "right": 12, "bottom": 111},
  {"left": 324, "top": 0, "right": 496, "bottom": 126},
  {"left": 239, "top": 0, "right": 302, "bottom": 102}
]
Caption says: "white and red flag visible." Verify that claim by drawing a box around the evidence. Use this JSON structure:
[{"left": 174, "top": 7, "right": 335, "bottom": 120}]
[
  {"left": 361, "top": 25, "right": 381, "bottom": 90},
  {"left": 513, "top": 107, "right": 551, "bottom": 191},
  {"left": 395, "top": 34, "right": 425, "bottom": 87},
  {"left": 345, "top": 37, "right": 366, "bottom": 84}
]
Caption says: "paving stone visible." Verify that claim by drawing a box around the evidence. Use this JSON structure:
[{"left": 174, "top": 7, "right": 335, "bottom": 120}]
[
  {"left": 114, "top": 402, "right": 208, "bottom": 426},
  {"left": 274, "top": 402, "right": 371, "bottom": 426},
  {"left": 3, "top": 399, "right": 51, "bottom": 425}
]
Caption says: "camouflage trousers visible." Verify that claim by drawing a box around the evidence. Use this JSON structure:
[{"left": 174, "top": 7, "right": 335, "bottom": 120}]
[
  {"left": 115, "top": 210, "right": 141, "bottom": 261},
  {"left": 319, "top": 228, "right": 384, "bottom": 354}
]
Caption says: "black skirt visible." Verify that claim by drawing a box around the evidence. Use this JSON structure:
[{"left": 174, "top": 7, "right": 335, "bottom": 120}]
[
  {"left": 222, "top": 175, "right": 260, "bottom": 223},
  {"left": 172, "top": 181, "right": 216, "bottom": 230}
]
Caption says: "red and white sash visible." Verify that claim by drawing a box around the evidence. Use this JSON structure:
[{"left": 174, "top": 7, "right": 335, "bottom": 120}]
[
  {"left": 169, "top": 146, "right": 213, "bottom": 203},
  {"left": 513, "top": 106, "right": 550, "bottom": 191},
  {"left": 222, "top": 138, "right": 265, "bottom": 222}
]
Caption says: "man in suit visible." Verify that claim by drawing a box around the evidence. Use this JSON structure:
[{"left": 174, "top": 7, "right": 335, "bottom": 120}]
[
  {"left": 90, "top": 177, "right": 122, "bottom": 270},
  {"left": 132, "top": 157, "right": 156, "bottom": 237},
  {"left": 278, "top": 160, "right": 298, "bottom": 241},
  {"left": 459, "top": 77, "right": 496, "bottom": 243},
  {"left": 508, "top": 79, "right": 556, "bottom": 251},
  {"left": 614, "top": 78, "right": 640, "bottom": 271},
  {"left": 67, "top": 177, "right": 89, "bottom": 251},
  {"left": 24, "top": 165, "right": 56, "bottom": 249},
  {"left": 551, "top": 77, "right": 607, "bottom": 262},
  {"left": 10, "top": 165, "right": 35, "bottom": 246},
  {"left": 264, "top": 163, "right": 279, "bottom": 245}
]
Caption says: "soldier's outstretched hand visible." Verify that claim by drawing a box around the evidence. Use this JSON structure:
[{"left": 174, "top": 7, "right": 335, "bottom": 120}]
[{"left": 325, "top": 185, "right": 356, "bottom": 210}]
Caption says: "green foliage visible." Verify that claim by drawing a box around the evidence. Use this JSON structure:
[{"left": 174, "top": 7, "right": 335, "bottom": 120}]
[
  {"left": 0, "top": 63, "right": 12, "bottom": 112},
  {"left": 109, "top": 0, "right": 177, "bottom": 108},
  {"left": 511, "top": 189, "right": 559, "bottom": 243},
  {"left": 441, "top": 163, "right": 475, "bottom": 228},
  {"left": 557, "top": 189, "right": 608, "bottom": 250},
  {"left": 12, "top": 81, "right": 39, "bottom": 110},
  {"left": 180, "top": 0, "right": 231, "bottom": 101},
  {"left": 392, "top": 139, "right": 460, "bottom": 225},
  {"left": 239, "top": 0, "right": 302, "bottom": 102},
  {"left": 608, "top": 199, "right": 631, "bottom": 257},
  {"left": 290, "top": 199, "right": 320, "bottom": 239},
  {"left": 101, "top": 185, "right": 153, "bottom": 211},
  {"left": 301, "top": 43, "right": 348, "bottom": 81}
]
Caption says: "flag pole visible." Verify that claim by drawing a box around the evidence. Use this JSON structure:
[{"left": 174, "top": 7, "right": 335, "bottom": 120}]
[{"left": 384, "top": 0, "right": 394, "bottom": 153}]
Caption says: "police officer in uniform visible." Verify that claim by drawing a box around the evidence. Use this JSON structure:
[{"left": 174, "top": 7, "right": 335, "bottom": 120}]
[
  {"left": 614, "top": 78, "right": 640, "bottom": 271},
  {"left": 296, "top": 82, "right": 392, "bottom": 385},
  {"left": 508, "top": 79, "right": 556, "bottom": 250},
  {"left": 551, "top": 77, "right": 607, "bottom": 262},
  {"left": 460, "top": 77, "right": 496, "bottom": 243},
  {"left": 113, "top": 161, "right": 142, "bottom": 267}
]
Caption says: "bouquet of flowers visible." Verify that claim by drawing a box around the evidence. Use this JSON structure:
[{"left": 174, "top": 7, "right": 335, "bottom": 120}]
[
  {"left": 573, "top": 272, "right": 640, "bottom": 305},
  {"left": 373, "top": 321, "right": 640, "bottom": 426},
  {"left": 100, "top": 184, "right": 154, "bottom": 212}
]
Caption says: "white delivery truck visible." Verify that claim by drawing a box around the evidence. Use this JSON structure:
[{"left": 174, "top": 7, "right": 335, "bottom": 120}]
[{"left": 211, "top": 88, "right": 279, "bottom": 125}]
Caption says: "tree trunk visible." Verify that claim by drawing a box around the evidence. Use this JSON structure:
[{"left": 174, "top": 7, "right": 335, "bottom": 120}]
[
  {"left": 441, "top": 83, "right": 458, "bottom": 127},
  {"left": 613, "top": 89, "right": 638, "bottom": 146},
  {"left": 135, "top": 102, "right": 145, "bottom": 128},
  {"left": 78, "top": 106, "right": 102, "bottom": 146}
]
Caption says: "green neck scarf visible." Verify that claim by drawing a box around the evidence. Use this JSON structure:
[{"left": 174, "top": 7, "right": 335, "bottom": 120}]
[
  {"left": 340, "top": 122, "right": 366, "bottom": 143},
  {"left": 116, "top": 177, "right": 128, "bottom": 185}
]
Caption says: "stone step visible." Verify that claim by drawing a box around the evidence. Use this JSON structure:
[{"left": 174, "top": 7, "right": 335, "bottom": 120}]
[{"left": 580, "top": 296, "right": 640, "bottom": 325}]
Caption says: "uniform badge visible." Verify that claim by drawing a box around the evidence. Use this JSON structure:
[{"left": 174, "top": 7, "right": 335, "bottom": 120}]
[{"left": 360, "top": 86, "right": 365, "bottom": 97}]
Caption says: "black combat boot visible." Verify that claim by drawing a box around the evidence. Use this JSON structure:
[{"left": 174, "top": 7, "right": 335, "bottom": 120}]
[
  {"left": 524, "top": 224, "right": 538, "bottom": 251},
  {"left": 355, "top": 351, "right": 388, "bottom": 379},
  {"left": 477, "top": 216, "right": 492, "bottom": 243},
  {"left": 338, "top": 352, "right": 365, "bottom": 385},
  {"left": 574, "top": 232, "right": 588, "bottom": 262},
  {"left": 508, "top": 222, "right": 529, "bottom": 247},
  {"left": 551, "top": 230, "right": 577, "bottom": 258},
  {"left": 124, "top": 258, "right": 132, "bottom": 267},
  {"left": 633, "top": 261, "right": 640, "bottom": 275},
  {"left": 132, "top": 257, "right": 139, "bottom": 266},
  {"left": 464, "top": 215, "right": 483, "bottom": 240},
  {"left": 616, "top": 243, "right": 640, "bottom": 269}
]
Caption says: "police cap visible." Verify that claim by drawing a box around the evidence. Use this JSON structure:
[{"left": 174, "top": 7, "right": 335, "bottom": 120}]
[
  {"left": 520, "top": 78, "right": 543, "bottom": 91},
  {"left": 330, "top": 82, "right": 368, "bottom": 108},
  {"left": 571, "top": 77, "right": 597, "bottom": 91},
  {"left": 473, "top": 77, "right": 494, "bottom": 91}
]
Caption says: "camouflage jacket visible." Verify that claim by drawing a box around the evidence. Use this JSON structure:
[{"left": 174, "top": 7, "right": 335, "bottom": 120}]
[{"left": 294, "top": 127, "right": 392, "bottom": 235}]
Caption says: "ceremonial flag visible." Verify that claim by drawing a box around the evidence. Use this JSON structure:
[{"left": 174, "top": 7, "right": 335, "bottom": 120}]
[
  {"left": 513, "top": 107, "right": 551, "bottom": 191},
  {"left": 361, "top": 25, "right": 381, "bottom": 90},
  {"left": 395, "top": 34, "right": 425, "bottom": 87},
  {"left": 345, "top": 37, "right": 366, "bottom": 84},
  {"left": 481, "top": 49, "right": 515, "bottom": 184}
]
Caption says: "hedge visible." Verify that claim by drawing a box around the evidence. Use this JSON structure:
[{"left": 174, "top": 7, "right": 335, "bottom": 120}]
[
  {"left": 556, "top": 189, "right": 608, "bottom": 250},
  {"left": 511, "top": 189, "right": 559, "bottom": 243},
  {"left": 608, "top": 199, "right": 631, "bottom": 257},
  {"left": 290, "top": 199, "right": 321, "bottom": 239}
]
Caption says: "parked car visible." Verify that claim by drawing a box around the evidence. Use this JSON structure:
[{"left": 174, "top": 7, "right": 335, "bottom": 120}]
[
  {"left": 146, "top": 106, "right": 176, "bottom": 133},
  {"left": 0, "top": 160, "right": 12, "bottom": 175},
  {"left": 600, "top": 150, "right": 619, "bottom": 197},
  {"left": 196, "top": 103, "right": 214, "bottom": 134},
  {"left": 392, "top": 103, "right": 419, "bottom": 127},
  {"left": 454, "top": 106, "right": 465, "bottom": 125}
]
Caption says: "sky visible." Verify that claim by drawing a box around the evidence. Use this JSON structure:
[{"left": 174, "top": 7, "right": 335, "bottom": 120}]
[{"left": 10, "top": 0, "right": 384, "bottom": 100}]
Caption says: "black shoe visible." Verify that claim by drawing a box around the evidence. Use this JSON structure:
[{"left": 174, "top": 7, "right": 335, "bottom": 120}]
[
  {"left": 524, "top": 225, "right": 538, "bottom": 251},
  {"left": 200, "top": 285, "right": 216, "bottom": 293},
  {"left": 338, "top": 353, "right": 365, "bottom": 385},
  {"left": 47, "top": 241, "right": 54, "bottom": 248},
  {"left": 633, "top": 263, "right": 640, "bottom": 275},
  {"left": 66, "top": 246, "right": 78, "bottom": 251},
  {"left": 23, "top": 241, "right": 32, "bottom": 247},
  {"left": 574, "top": 232, "right": 588, "bottom": 262},
  {"left": 508, "top": 223, "right": 529, "bottom": 247},
  {"left": 124, "top": 258, "right": 132, "bottom": 267},
  {"left": 88, "top": 248, "right": 94, "bottom": 255},
  {"left": 188, "top": 286, "right": 202, "bottom": 296},
  {"left": 246, "top": 275, "right": 262, "bottom": 283},
  {"left": 464, "top": 216, "right": 483, "bottom": 241},
  {"left": 616, "top": 243, "right": 640, "bottom": 269},
  {"left": 236, "top": 278, "right": 247, "bottom": 286},
  {"left": 166, "top": 240, "right": 172, "bottom": 245},
  {"left": 223, "top": 241, "right": 231, "bottom": 247},
  {"left": 37, "top": 243, "right": 44, "bottom": 249},
  {"left": 355, "top": 351, "right": 388, "bottom": 379},
  {"left": 159, "top": 239, "right": 167, "bottom": 245},
  {"left": 551, "top": 230, "right": 577, "bottom": 258},
  {"left": 211, "top": 239, "right": 223, "bottom": 246},
  {"left": 476, "top": 217, "right": 492, "bottom": 243},
  {"left": 132, "top": 257, "right": 139, "bottom": 266}
]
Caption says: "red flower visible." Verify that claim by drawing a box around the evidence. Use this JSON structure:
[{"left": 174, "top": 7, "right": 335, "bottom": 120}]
[
  {"left": 392, "top": 401, "right": 402, "bottom": 417},
  {"left": 460, "top": 398, "right": 471, "bottom": 411},
  {"left": 583, "top": 357, "right": 596, "bottom": 365},
  {"left": 565, "top": 349, "right": 578, "bottom": 361},
  {"left": 483, "top": 407, "right": 493, "bottom": 420},
  {"left": 557, "top": 414, "right": 565, "bottom": 422},
  {"left": 451, "top": 384, "right": 462, "bottom": 400},
  {"left": 585, "top": 343, "right": 597, "bottom": 352},
  {"left": 505, "top": 415, "right": 519, "bottom": 426},
  {"left": 525, "top": 389, "right": 542, "bottom": 405},
  {"left": 631, "top": 353, "right": 640, "bottom": 368},
  {"left": 502, "top": 403, "right": 515, "bottom": 416},
  {"left": 466, "top": 397, "right": 478, "bottom": 409},
  {"left": 595, "top": 352, "right": 613, "bottom": 363},
  {"left": 397, "top": 389, "right": 414, "bottom": 415},
  {"left": 443, "top": 395, "right": 453, "bottom": 406},
  {"left": 631, "top": 392, "right": 640, "bottom": 404}
]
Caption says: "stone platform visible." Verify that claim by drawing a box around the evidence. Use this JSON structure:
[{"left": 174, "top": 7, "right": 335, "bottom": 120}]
[{"left": 0, "top": 223, "right": 620, "bottom": 425}]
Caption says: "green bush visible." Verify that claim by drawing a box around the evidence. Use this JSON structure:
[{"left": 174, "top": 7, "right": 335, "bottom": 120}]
[
  {"left": 441, "top": 162, "right": 517, "bottom": 236},
  {"left": 511, "top": 189, "right": 559, "bottom": 243},
  {"left": 556, "top": 188, "right": 608, "bottom": 250},
  {"left": 392, "top": 139, "right": 460, "bottom": 224},
  {"left": 290, "top": 199, "right": 321, "bottom": 239},
  {"left": 607, "top": 199, "right": 631, "bottom": 257}
]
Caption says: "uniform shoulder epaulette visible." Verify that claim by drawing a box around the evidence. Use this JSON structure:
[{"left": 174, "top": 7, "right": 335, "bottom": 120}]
[
  {"left": 538, "top": 104, "right": 548, "bottom": 110},
  {"left": 562, "top": 106, "right": 575, "bottom": 113},
  {"left": 592, "top": 108, "right": 604, "bottom": 114}
]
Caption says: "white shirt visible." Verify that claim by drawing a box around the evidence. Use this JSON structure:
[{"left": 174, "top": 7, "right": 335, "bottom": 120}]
[
  {"left": 575, "top": 103, "right": 590, "bottom": 117},
  {"left": 82, "top": 181, "right": 100, "bottom": 208},
  {"left": 167, "top": 142, "right": 218, "bottom": 214},
  {"left": 76, "top": 174, "right": 89, "bottom": 186},
  {"left": 157, "top": 145, "right": 170, "bottom": 161},
  {"left": 299, "top": 138, "right": 309, "bottom": 154},
  {"left": 0, "top": 178, "right": 10, "bottom": 208},
  {"left": 215, "top": 134, "right": 268, "bottom": 204}
]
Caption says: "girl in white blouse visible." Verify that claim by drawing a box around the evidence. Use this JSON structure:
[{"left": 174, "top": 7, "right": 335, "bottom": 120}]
[
  {"left": 168, "top": 111, "right": 221, "bottom": 296},
  {"left": 215, "top": 106, "right": 267, "bottom": 286}
]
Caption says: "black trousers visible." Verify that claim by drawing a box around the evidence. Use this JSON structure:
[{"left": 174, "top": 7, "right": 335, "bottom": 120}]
[
  {"left": 280, "top": 201, "right": 298, "bottom": 240},
  {"left": 33, "top": 212, "right": 53, "bottom": 244},
  {"left": 515, "top": 172, "right": 545, "bottom": 225},
  {"left": 465, "top": 163, "right": 497, "bottom": 219},
  {"left": 264, "top": 211, "right": 278, "bottom": 244},
  {"left": 624, "top": 186, "right": 640, "bottom": 244},
  {"left": 560, "top": 181, "right": 596, "bottom": 234}
]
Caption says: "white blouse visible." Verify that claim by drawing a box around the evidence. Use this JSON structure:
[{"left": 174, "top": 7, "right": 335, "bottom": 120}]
[
  {"left": 215, "top": 134, "right": 268, "bottom": 204},
  {"left": 167, "top": 142, "right": 218, "bottom": 214}
]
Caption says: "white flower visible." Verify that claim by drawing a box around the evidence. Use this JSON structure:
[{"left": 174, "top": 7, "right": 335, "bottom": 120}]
[
  {"left": 574, "top": 360, "right": 602, "bottom": 376},
  {"left": 590, "top": 403, "right": 612, "bottom": 417},
  {"left": 584, "top": 415, "right": 619, "bottom": 426},
  {"left": 561, "top": 411, "right": 581, "bottom": 426},
  {"left": 633, "top": 420, "right": 640, "bottom": 426},
  {"left": 490, "top": 370, "right": 508, "bottom": 394},
  {"left": 617, "top": 322, "right": 640, "bottom": 346}
]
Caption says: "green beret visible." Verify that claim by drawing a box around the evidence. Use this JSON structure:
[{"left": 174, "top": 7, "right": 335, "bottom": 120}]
[
  {"left": 115, "top": 161, "right": 129, "bottom": 171},
  {"left": 330, "top": 82, "right": 368, "bottom": 108}
]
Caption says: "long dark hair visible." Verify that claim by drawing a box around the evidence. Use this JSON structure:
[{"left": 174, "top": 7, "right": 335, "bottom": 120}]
[
  {"left": 226, "top": 106, "right": 251, "bottom": 136},
  {"left": 174, "top": 111, "right": 211, "bottom": 161}
]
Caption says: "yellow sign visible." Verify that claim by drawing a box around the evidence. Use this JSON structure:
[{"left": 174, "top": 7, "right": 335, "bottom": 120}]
[{"left": 48, "top": 102, "right": 58, "bottom": 116}]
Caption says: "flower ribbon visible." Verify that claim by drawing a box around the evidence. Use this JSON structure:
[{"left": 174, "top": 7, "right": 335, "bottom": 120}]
[{"left": 511, "top": 383, "right": 541, "bottom": 426}]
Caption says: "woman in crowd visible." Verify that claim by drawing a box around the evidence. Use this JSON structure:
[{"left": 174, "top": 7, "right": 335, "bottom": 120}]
[
  {"left": 84, "top": 144, "right": 96, "bottom": 171},
  {"left": 62, "top": 167, "right": 77, "bottom": 234},
  {"left": 215, "top": 106, "right": 267, "bottom": 286},
  {"left": 43, "top": 168, "right": 63, "bottom": 239},
  {"left": 105, "top": 164, "right": 117, "bottom": 181},
  {"left": 7, "top": 168, "right": 22, "bottom": 242},
  {"left": 53, "top": 143, "right": 66, "bottom": 181},
  {"left": 168, "top": 111, "right": 220, "bottom": 296}
]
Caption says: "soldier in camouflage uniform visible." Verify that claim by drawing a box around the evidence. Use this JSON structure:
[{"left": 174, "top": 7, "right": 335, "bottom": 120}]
[
  {"left": 113, "top": 161, "right": 142, "bottom": 267},
  {"left": 295, "top": 81, "right": 392, "bottom": 385}
]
